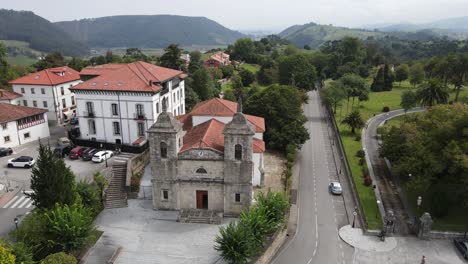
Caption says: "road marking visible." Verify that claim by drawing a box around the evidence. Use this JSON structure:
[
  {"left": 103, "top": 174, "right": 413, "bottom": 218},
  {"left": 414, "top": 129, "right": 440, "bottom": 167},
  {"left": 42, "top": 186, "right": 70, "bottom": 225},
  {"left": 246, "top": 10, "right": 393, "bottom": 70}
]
[
  {"left": 10, "top": 196, "right": 26, "bottom": 208},
  {"left": 18, "top": 197, "right": 30, "bottom": 208},
  {"left": 26, "top": 201, "right": 33, "bottom": 208},
  {"left": 2, "top": 196, "right": 19, "bottom": 208}
]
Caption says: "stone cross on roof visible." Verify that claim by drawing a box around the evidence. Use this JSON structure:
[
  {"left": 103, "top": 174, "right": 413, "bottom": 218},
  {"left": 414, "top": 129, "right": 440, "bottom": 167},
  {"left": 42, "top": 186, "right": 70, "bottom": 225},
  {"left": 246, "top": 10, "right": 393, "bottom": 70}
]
[{"left": 237, "top": 95, "right": 243, "bottom": 113}]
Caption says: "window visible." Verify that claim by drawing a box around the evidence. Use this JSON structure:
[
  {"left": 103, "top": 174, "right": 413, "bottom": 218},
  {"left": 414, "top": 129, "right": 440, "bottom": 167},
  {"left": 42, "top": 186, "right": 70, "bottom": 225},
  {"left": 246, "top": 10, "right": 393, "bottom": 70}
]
[
  {"left": 31, "top": 88, "right": 35, "bottom": 94},
  {"left": 173, "top": 94, "right": 175, "bottom": 102},
  {"left": 24, "top": 132, "right": 30, "bottom": 139},
  {"left": 162, "top": 190, "right": 169, "bottom": 200},
  {"left": 113, "top": 122, "right": 121, "bottom": 135},
  {"left": 4, "top": 136, "right": 10, "bottom": 143},
  {"left": 137, "top": 122, "right": 145, "bottom": 137},
  {"left": 136, "top": 104, "right": 144, "bottom": 116},
  {"left": 111, "top": 103, "right": 119, "bottom": 116},
  {"left": 23, "top": 100, "right": 28, "bottom": 106},
  {"left": 21, "top": 87, "right": 25, "bottom": 93},
  {"left": 1, "top": 123, "right": 7, "bottom": 130},
  {"left": 43, "top": 101, "right": 48, "bottom": 108},
  {"left": 160, "top": 142, "right": 167, "bottom": 158},
  {"left": 196, "top": 168, "right": 207, "bottom": 174},
  {"left": 86, "top": 102, "right": 94, "bottom": 113},
  {"left": 60, "top": 87, "right": 64, "bottom": 95},
  {"left": 41, "top": 88, "right": 45, "bottom": 94},
  {"left": 156, "top": 103, "right": 159, "bottom": 114},
  {"left": 88, "top": 120, "right": 96, "bottom": 134},
  {"left": 177, "top": 90, "right": 180, "bottom": 100},
  {"left": 33, "top": 100, "right": 37, "bottom": 107},
  {"left": 62, "top": 98, "right": 66, "bottom": 108},
  {"left": 235, "top": 193, "right": 241, "bottom": 202},
  {"left": 235, "top": 144, "right": 242, "bottom": 160},
  {"left": 71, "top": 96, "right": 75, "bottom": 105}
]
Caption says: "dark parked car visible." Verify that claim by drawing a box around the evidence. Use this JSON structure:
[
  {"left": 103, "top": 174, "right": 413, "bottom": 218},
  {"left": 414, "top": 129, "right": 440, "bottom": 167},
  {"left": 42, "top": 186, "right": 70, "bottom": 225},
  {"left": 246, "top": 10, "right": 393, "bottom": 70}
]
[
  {"left": 54, "top": 145, "right": 72, "bottom": 158},
  {"left": 0, "top": 147, "right": 13, "bottom": 157},
  {"left": 81, "top": 148, "right": 99, "bottom": 161},
  {"left": 454, "top": 239, "right": 468, "bottom": 260},
  {"left": 69, "top": 147, "right": 86, "bottom": 159}
]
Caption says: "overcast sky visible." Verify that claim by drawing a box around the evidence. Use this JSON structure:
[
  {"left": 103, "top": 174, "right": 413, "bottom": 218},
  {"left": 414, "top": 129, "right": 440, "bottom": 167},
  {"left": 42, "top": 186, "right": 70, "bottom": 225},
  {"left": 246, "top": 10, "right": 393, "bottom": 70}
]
[{"left": 3, "top": 0, "right": 468, "bottom": 31}]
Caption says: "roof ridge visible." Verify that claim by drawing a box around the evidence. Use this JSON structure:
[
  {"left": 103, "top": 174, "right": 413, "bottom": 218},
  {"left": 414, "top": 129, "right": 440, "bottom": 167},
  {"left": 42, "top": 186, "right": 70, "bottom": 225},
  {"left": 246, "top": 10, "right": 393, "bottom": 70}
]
[
  {"left": 137, "top": 61, "right": 161, "bottom": 82},
  {"left": 125, "top": 62, "right": 151, "bottom": 86},
  {"left": 217, "top": 98, "right": 237, "bottom": 113},
  {"left": 43, "top": 69, "right": 54, "bottom": 85}
]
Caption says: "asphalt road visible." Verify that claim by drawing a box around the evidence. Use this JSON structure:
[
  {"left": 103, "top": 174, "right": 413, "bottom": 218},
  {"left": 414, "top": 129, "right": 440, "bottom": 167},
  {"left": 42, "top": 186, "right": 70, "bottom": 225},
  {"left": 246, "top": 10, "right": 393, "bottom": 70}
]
[{"left": 273, "top": 91, "right": 356, "bottom": 264}]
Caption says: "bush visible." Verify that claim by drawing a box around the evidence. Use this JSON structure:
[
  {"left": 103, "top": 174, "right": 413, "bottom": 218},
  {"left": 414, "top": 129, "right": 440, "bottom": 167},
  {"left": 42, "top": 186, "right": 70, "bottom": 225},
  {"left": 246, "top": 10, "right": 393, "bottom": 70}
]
[
  {"left": 356, "top": 150, "right": 365, "bottom": 158},
  {"left": 430, "top": 192, "right": 450, "bottom": 218},
  {"left": 10, "top": 242, "right": 34, "bottom": 264},
  {"left": 255, "top": 191, "right": 289, "bottom": 225},
  {"left": 363, "top": 176, "right": 373, "bottom": 186},
  {"left": 286, "top": 161, "right": 293, "bottom": 170},
  {"left": 239, "top": 207, "right": 275, "bottom": 251},
  {"left": 286, "top": 153, "right": 295, "bottom": 163},
  {"left": 14, "top": 211, "right": 50, "bottom": 260},
  {"left": 214, "top": 221, "right": 254, "bottom": 264},
  {"left": 0, "top": 241, "right": 15, "bottom": 264},
  {"left": 76, "top": 180, "right": 103, "bottom": 217},
  {"left": 359, "top": 158, "right": 365, "bottom": 166},
  {"left": 40, "top": 252, "right": 76, "bottom": 264},
  {"left": 382, "top": 106, "right": 390, "bottom": 112},
  {"left": 361, "top": 167, "right": 370, "bottom": 178},
  {"left": 355, "top": 135, "right": 361, "bottom": 141}
]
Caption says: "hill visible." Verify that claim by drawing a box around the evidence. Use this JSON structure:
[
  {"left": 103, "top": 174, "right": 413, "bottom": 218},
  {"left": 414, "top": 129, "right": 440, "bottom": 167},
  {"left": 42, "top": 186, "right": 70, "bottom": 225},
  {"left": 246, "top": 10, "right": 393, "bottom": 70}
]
[
  {"left": 278, "top": 22, "right": 382, "bottom": 48},
  {"left": 0, "top": 9, "right": 89, "bottom": 56},
  {"left": 54, "top": 15, "right": 245, "bottom": 48}
]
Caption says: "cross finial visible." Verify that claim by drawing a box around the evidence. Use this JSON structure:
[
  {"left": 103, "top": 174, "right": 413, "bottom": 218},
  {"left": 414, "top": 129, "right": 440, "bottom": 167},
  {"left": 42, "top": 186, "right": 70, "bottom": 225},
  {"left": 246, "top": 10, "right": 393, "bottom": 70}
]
[
  {"left": 162, "top": 98, "right": 167, "bottom": 113},
  {"left": 237, "top": 95, "right": 243, "bottom": 113}
]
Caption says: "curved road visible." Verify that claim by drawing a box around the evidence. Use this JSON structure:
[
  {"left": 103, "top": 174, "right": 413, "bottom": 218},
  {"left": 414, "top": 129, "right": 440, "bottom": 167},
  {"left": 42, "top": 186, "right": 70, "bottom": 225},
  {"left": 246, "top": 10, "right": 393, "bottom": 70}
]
[
  {"left": 363, "top": 108, "right": 424, "bottom": 235},
  {"left": 273, "top": 91, "right": 356, "bottom": 264}
]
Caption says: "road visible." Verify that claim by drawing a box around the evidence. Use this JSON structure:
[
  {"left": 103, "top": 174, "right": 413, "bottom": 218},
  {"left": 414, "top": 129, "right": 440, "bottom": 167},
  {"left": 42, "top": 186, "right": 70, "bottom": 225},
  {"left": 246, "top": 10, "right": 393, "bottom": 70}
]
[
  {"left": 363, "top": 108, "right": 424, "bottom": 235},
  {"left": 273, "top": 91, "right": 356, "bottom": 264}
]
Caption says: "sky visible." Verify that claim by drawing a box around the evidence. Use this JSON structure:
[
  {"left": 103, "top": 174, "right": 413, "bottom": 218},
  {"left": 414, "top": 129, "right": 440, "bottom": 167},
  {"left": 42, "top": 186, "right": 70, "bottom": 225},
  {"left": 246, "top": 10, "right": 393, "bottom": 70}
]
[{"left": 2, "top": 0, "right": 468, "bottom": 32}]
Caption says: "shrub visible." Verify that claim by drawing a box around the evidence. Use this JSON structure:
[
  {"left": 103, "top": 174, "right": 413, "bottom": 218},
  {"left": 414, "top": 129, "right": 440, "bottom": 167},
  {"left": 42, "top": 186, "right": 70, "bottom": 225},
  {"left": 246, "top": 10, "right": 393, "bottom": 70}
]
[
  {"left": 286, "top": 153, "right": 295, "bottom": 163},
  {"left": 40, "top": 252, "right": 76, "bottom": 264},
  {"left": 10, "top": 242, "right": 34, "bottom": 264},
  {"left": 363, "top": 176, "right": 373, "bottom": 186},
  {"left": 382, "top": 106, "right": 390, "bottom": 112},
  {"left": 255, "top": 191, "right": 289, "bottom": 225},
  {"left": 356, "top": 150, "right": 365, "bottom": 158},
  {"left": 239, "top": 207, "right": 275, "bottom": 251},
  {"left": 359, "top": 158, "right": 365, "bottom": 166},
  {"left": 361, "top": 167, "right": 370, "bottom": 178},
  {"left": 430, "top": 192, "right": 450, "bottom": 218},
  {"left": 355, "top": 135, "right": 361, "bottom": 141},
  {"left": 286, "top": 161, "right": 293, "bottom": 170},
  {"left": 14, "top": 211, "right": 50, "bottom": 260},
  {"left": 76, "top": 180, "right": 103, "bottom": 217},
  {"left": 0, "top": 241, "right": 15, "bottom": 264},
  {"left": 214, "top": 221, "right": 254, "bottom": 264}
]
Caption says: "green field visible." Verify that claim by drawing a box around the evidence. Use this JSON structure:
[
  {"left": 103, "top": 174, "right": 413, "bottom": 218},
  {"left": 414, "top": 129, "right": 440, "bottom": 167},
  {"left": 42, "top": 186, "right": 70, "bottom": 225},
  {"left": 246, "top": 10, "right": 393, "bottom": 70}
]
[
  {"left": 1, "top": 40, "right": 41, "bottom": 66},
  {"left": 241, "top": 63, "right": 260, "bottom": 74},
  {"left": 334, "top": 80, "right": 468, "bottom": 230}
]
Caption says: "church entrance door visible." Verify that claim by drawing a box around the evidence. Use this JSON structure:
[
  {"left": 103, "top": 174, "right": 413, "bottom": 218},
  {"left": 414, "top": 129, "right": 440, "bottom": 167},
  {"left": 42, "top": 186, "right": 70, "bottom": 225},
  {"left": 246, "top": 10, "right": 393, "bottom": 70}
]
[{"left": 196, "top": 190, "right": 208, "bottom": 209}]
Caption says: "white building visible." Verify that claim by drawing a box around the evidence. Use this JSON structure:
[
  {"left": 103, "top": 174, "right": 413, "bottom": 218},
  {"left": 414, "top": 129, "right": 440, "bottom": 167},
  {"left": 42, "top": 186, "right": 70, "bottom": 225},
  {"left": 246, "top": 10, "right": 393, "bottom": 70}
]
[
  {"left": 0, "top": 89, "right": 22, "bottom": 105},
  {"left": 0, "top": 103, "right": 50, "bottom": 148},
  {"left": 9, "top": 66, "right": 82, "bottom": 124},
  {"left": 71, "top": 61, "right": 186, "bottom": 150}
]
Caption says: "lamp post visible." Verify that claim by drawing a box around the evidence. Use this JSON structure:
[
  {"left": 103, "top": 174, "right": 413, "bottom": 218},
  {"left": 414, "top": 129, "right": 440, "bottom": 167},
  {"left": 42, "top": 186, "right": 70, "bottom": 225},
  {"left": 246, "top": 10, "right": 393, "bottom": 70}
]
[
  {"left": 408, "top": 173, "right": 412, "bottom": 180},
  {"left": 352, "top": 209, "right": 358, "bottom": 228},
  {"left": 417, "top": 196, "right": 422, "bottom": 214},
  {"left": 376, "top": 200, "right": 381, "bottom": 219},
  {"left": 100, "top": 143, "right": 108, "bottom": 168},
  {"left": 14, "top": 217, "right": 18, "bottom": 230}
]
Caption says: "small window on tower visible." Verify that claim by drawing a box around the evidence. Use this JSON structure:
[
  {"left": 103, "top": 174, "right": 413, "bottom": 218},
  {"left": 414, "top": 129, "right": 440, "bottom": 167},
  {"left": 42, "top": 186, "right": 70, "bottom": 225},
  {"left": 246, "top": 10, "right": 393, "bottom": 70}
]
[
  {"left": 162, "top": 190, "right": 169, "bottom": 200},
  {"left": 235, "top": 144, "right": 242, "bottom": 160},
  {"left": 235, "top": 193, "right": 241, "bottom": 202},
  {"left": 160, "top": 142, "right": 167, "bottom": 158}
]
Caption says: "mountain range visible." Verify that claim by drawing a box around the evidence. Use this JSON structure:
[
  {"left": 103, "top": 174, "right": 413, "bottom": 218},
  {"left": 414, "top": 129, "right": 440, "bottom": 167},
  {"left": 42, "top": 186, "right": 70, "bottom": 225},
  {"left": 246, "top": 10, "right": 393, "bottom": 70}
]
[{"left": 362, "top": 16, "right": 468, "bottom": 33}]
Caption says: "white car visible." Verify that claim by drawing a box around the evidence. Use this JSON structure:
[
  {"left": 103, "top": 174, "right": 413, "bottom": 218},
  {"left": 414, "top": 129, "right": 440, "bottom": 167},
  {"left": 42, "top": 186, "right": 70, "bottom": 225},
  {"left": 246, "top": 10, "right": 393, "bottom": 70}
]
[
  {"left": 92, "top": 151, "right": 113, "bottom": 163},
  {"left": 8, "top": 156, "right": 35, "bottom": 168},
  {"left": 329, "top": 182, "right": 343, "bottom": 195}
]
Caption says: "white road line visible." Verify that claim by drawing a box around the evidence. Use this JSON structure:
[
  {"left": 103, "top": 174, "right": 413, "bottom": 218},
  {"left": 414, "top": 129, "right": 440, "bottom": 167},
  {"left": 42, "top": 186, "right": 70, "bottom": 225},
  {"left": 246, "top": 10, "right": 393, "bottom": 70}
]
[
  {"left": 10, "top": 196, "right": 26, "bottom": 208},
  {"left": 18, "top": 197, "right": 31, "bottom": 208},
  {"left": 26, "top": 201, "right": 34, "bottom": 208},
  {"left": 2, "top": 196, "right": 19, "bottom": 208}
]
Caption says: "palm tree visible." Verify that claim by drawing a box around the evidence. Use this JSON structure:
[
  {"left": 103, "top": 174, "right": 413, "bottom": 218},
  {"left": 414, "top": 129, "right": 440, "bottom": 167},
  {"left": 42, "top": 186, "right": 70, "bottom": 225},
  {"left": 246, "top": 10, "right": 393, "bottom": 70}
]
[
  {"left": 341, "top": 110, "right": 365, "bottom": 134},
  {"left": 416, "top": 79, "right": 449, "bottom": 107}
]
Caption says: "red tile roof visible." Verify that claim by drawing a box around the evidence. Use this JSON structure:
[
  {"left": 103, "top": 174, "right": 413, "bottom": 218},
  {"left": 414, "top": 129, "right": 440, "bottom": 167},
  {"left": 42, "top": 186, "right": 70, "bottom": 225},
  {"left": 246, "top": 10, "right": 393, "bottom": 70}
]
[
  {"left": 0, "top": 89, "right": 22, "bottom": 100},
  {"left": 189, "top": 98, "right": 265, "bottom": 132},
  {"left": 0, "top": 103, "right": 48, "bottom": 123},
  {"left": 9, "top": 66, "right": 80, "bottom": 86},
  {"left": 180, "top": 118, "right": 265, "bottom": 154},
  {"left": 72, "top": 61, "right": 185, "bottom": 93},
  {"left": 208, "top": 52, "right": 230, "bottom": 64}
]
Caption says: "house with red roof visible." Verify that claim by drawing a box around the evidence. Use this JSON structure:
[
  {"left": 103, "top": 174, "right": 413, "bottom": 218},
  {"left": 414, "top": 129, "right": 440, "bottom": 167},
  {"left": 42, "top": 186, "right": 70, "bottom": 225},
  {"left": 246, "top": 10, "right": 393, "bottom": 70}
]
[
  {"left": 0, "top": 89, "right": 22, "bottom": 105},
  {"left": 9, "top": 66, "right": 82, "bottom": 124},
  {"left": 0, "top": 103, "right": 50, "bottom": 148},
  {"left": 70, "top": 61, "right": 186, "bottom": 151},
  {"left": 204, "top": 52, "right": 231, "bottom": 67},
  {"left": 148, "top": 98, "right": 266, "bottom": 218}
]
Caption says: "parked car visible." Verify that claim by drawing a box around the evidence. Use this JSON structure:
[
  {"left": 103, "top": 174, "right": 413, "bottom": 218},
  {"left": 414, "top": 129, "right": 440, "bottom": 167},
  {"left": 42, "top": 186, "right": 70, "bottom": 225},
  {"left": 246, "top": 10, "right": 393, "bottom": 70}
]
[
  {"left": 0, "top": 147, "right": 13, "bottom": 157},
  {"left": 92, "top": 151, "right": 113, "bottom": 163},
  {"left": 54, "top": 145, "right": 72, "bottom": 158},
  {"left": 69, "top": 147, "right": 87, "bottom": 159},
  {"left": 329, "top": 182, "right": 343, "bottom": 195},
  {"left": 7, "top": 156, "right": 35, "bottom": 168},
  {"left": 453, "top": 239, "right": 468, "bottom": 260},
  {"left": 82, "top": 148, "right": 99, "bottom": 161},
  {"left": 57, "top": 137, "right": 72, "bottom": 147},
  {"left": 70, "top": 117, "right": 79, "bottom": 125}
]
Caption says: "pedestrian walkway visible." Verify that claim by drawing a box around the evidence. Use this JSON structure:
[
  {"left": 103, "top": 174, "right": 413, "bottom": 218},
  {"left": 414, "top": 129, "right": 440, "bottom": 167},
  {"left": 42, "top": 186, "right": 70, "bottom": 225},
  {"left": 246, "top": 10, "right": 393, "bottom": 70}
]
[
  {"left": 338, "top": 225, "right": 465, "bottom": 264},
  {"left": 1, "top": 192, "right": 34, "bottom": 209},
  {"left": 113, "top": 153, "right": 134, "bottom": 164}
]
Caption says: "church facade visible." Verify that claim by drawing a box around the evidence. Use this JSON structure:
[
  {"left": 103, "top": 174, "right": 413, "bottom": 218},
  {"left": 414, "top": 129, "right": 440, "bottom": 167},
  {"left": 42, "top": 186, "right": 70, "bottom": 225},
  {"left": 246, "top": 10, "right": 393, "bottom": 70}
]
[{"left": 148, "top": 98, "right": 265, "bottom": 216}]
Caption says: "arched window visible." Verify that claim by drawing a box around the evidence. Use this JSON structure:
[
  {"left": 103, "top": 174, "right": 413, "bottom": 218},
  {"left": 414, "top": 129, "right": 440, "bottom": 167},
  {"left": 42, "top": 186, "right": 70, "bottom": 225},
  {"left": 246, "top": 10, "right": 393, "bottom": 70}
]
[
  {"left": 160, "top": 142, "right": 167, "bottom": 158},
  {"left": 196, "top": 168, "right": 207, "bottom": 174},
  {"left": 235, "top": 144, "right": 242, "bottom": 160}
]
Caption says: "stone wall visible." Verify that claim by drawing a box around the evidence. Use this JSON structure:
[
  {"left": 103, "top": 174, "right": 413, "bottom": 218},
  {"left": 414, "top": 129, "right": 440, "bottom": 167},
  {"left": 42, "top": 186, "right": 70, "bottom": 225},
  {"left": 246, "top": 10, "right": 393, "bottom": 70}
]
[{"left": 177, "top": 182, "right": 225, "bottom": 211}]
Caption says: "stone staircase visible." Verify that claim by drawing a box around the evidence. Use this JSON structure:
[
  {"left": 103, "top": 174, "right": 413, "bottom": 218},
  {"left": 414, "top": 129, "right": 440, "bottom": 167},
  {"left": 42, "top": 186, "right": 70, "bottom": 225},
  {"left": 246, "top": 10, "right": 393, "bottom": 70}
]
[
  {"left": 104, "top": 162, "right": 128, "bottom": 209},
  {"left": 178, "top": 209, "right": 223, "bottom": 224}
]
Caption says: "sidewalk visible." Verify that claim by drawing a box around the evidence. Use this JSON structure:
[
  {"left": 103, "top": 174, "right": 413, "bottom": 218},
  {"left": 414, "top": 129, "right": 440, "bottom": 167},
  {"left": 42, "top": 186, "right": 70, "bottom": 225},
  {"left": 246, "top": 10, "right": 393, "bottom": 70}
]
[{"left": 339, "top": 225, "right": 465, "bottom": 264}]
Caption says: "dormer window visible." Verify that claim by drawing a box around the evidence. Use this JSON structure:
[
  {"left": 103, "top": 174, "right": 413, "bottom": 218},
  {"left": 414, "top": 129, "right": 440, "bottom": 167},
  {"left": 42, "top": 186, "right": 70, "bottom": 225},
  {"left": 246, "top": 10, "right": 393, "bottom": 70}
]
[{"left": 196, "top": 168, "right": 207, "bottom": 174}]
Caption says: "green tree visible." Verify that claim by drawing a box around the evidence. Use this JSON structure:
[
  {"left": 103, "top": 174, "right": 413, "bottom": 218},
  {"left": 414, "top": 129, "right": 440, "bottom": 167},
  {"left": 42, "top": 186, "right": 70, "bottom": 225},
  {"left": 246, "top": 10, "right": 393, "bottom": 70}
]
[
  {"left": 446, "top": 53, "right": 468, "bottom": 102},
  {"left": 383, "top": 64, "right": 394, "bottom": 91},
  {"left": 283, "top": 44, "right": 299, "bottom": 56},
  {"left": 409, "top": 63, "right": 425, "bottom": 88},
  {"left": 40, "top": 252, "right": 76, "bottom": 264},
  {"left": 340, "top": 74, "right": 367, "bottom": 112},
  {"left": 206, "top": 67, "right": 223, "bottom": 80},
  {"left": 188, "top": 51, "right": 202, "bottom": 74},
  {"left": 92, "top": 172, "right": 107, "bottom": 204},
  {"left": 320, "top": 81, "right": 347, "bottom": 114},
  {"left": 10, "top": 242, "right": 34, "bottom": 264},
  {"left": 13, "top": 211, "right": 49, "bottom": 260},
  {"left": 0, "top": 241, "right": 15, "bottom": 264},
  {"left": 191, "top": 68, "right": 215, "bottom": 101},
  {"left": 278, "top": 54, "right": 317, "bottom": 90},
  {"left": 341, "top": 110, "right": 364, "bottom": 134},
  {"left": 231, "top": 38, "right": 255, "bottom": 62},
  {"left": 239, "top": 69, "right": 255, "bottom": 87},
  {"left": 370, "top": 67, "right": 385, "bottom": 92},
  {"left": 0, "top": 42, "right": 16, "bottom": 87},
  {"left": 245, "top": 84, "right": 309, "bottom": 151},
  {"left": 257, "top": 58, "right": 277, "bottom": 86},
  {"left": 76, "top": 180, "right": 102, "bottom": 217},
  {"left": 123, "top": 48, "right": 148, "bottom": 62},
  {"left": 28, "top": 144, "right": 77, "bottom": 209},
  {"left": 416, "top": 79, "right": 449, "bottom": 107},
  {"left": 395, "top": 64, "right": 410, "bottom": 86},
  {"left": 239, "top": 207, "right": 275, "bottom": 251},
  {"left": 184, "top": 83, "right": 201, "bottom": 111},
  {"left": 214, "top": 221, "right": 254, "bottom": 264},
  {"left": 160, "top": 44, "right": 184, "bottom": 70},
  {"left": 400, "top": 90, "right": 417, "bottom": 113},
  {"left": 255, "top": 191, "right": 289, "bottom": 225},
  {"left": 219, "top": 65, "right": 235, "bottom": 79},
  {"left": 44, "top": 204, "right": 95, "bottom": 253},
  {"left": 33, "top": 52, "right": 66, "bottom": 71}
]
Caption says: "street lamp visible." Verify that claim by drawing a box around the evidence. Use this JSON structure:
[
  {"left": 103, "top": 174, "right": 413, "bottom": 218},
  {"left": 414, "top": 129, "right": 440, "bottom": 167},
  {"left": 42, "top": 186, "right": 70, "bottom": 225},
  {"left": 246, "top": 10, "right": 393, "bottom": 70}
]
[
  {"left": 352, "top": 208, "right": 358, "bottom": 228},
  {"left": 100, "top": 143, "right": 108, "bottom": 168},
  {"left": 376, "top": 200, "right": 381, "bottom": 219},
  {"left": 14, "top": 217, "right": 18, "bottom": 230},
  {"left": 417, "top": 196, "right": 422, "bottom": 214},
  {"left": 408, "top": 173, "right": 412, "bottom": 180}
]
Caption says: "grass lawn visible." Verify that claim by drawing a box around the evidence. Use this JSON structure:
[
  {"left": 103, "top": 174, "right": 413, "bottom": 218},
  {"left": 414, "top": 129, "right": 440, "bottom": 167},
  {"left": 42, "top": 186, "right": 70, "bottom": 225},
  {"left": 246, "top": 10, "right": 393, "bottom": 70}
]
[{"left": 241, "top": 63, "right": 260, "bottom": 74}]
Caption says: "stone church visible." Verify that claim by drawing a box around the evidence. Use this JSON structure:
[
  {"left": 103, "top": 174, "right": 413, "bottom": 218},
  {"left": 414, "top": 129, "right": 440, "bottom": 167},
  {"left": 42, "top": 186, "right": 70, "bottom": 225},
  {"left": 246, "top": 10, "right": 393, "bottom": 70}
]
[{"left": 148, "top": 98, "right": 265, "bottom": 216}]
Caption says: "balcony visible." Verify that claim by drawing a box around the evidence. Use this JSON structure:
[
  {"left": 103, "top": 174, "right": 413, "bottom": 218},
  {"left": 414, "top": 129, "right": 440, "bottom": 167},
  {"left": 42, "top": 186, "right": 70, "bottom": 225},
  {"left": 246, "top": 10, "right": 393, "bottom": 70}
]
[
  {"left": 83, "top": 111, "right": 95, "bottom": 118},
  {"left": 134, "top": 113, "right": 146, "bottom": 120}
]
